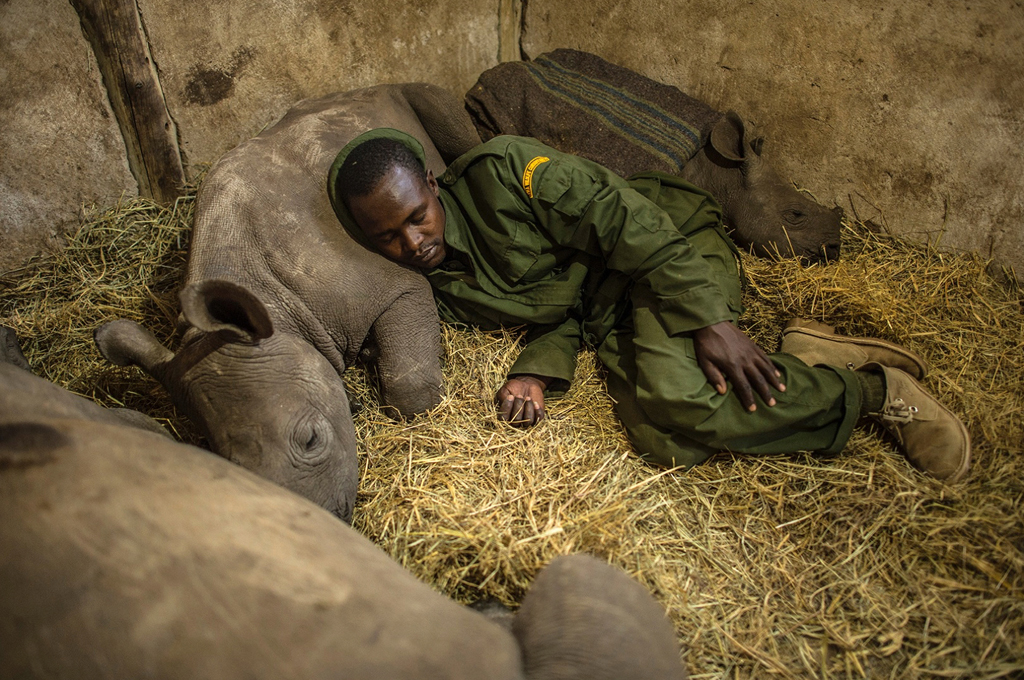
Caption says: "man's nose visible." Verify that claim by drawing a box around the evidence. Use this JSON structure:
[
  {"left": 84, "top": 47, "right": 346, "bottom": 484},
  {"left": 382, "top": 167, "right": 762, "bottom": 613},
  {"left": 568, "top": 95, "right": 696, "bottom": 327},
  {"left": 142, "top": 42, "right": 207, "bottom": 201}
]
[{"left": 403, "top": 229, "right": 423, "bottom": 253}]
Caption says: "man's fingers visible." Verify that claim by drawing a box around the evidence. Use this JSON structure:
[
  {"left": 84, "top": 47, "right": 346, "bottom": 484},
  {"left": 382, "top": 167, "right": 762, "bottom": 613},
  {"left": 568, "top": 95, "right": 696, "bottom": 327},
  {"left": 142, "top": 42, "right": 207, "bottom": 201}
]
[
  {"left": 498, "top": 394, "right": 514, "bottom": 421},
  {"left": 515, "top": 399, "right": 535, "bottom": 426},
  {"left": 510, "top": 397, "right": 526, "bottom": 422},
  {"left": 699, "top": 360, "right": 728, "bottom": 395},
  {"left": 747, "top": 368, "right": 776, "bottom": 407},
  {"left": 507, "top": 398, "right": 542, "bottom": 427},
  {"left": 728, "top": 374, "right": 756, "bottom": 411},
  {"left": 759, "top": 356, "right": 786, "bottom": 392}
]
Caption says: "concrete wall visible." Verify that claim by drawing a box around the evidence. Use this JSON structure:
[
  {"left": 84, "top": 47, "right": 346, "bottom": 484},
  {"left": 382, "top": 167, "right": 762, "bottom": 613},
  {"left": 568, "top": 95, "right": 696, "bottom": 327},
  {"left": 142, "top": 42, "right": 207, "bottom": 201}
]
[
  {"left": 139, "top": 0, "right": 500, "bottom": 171},
  {"left": 0, "top": 0, "right": 137, "bottom": 273},
  {"left": 521, "top": 0, "right": 1024, "bottom": 274},
  {"left": 2, "top": 0, "right": 1021, "bottom": 277}
]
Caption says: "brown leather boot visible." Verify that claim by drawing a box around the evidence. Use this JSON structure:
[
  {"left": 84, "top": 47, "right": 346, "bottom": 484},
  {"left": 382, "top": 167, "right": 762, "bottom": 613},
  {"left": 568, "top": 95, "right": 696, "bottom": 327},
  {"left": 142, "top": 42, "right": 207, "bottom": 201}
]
[
  {"left": 861, "top": 362, "right": 971, "bottom": 483},
  {"left": 781, "top": 318, "right": 928, "bottom": 379}
]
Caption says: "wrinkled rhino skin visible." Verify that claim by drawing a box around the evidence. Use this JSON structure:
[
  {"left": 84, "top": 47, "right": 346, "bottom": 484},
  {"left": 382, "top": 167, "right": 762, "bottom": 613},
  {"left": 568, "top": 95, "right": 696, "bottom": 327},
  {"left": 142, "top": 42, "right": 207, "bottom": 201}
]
[
  {"left": 95, "top": 83, "right": 482, "bottom": 523},
  {"left": 0, "top": 381, "right": 688, "bottom": 680}
]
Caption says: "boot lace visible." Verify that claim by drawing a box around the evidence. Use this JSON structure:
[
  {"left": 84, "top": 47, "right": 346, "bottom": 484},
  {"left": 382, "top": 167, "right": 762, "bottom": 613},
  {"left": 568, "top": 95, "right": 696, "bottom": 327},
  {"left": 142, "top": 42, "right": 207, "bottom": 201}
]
[{"left": 878, "top": 397, "right": 919, "bottom": 424}]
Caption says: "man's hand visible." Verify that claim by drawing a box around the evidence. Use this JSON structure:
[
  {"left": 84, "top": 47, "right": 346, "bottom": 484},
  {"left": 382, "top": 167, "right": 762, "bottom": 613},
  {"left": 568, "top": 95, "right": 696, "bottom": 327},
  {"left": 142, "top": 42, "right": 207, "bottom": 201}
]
[
  {"left": 692, "top": 321, "right": 786, "bottom": 412},
  {"left": 496, "top": 374, "right": 552, "bottom": 427}
]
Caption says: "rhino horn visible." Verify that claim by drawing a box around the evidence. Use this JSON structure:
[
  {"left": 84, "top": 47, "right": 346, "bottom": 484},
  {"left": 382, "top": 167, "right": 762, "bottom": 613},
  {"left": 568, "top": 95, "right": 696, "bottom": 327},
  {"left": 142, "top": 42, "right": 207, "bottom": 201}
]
[{"left": 179, "top": 280, "right": 274, "bottom": 344}]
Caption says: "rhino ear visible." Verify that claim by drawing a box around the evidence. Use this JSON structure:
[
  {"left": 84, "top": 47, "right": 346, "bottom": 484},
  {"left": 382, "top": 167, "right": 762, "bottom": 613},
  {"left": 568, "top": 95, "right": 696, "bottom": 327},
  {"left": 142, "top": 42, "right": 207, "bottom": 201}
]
[
  {"left": 95, "top": 320, "right": 174, "bottom": 377},
  {"left": 513, "top": 554, "right": 687, "bottom": 680},
  {"left": 179, "top": 280, "right": 273, "bottom": 344},
  {"left": 709, "top": 110, "right": 748, "bottom": 162}
]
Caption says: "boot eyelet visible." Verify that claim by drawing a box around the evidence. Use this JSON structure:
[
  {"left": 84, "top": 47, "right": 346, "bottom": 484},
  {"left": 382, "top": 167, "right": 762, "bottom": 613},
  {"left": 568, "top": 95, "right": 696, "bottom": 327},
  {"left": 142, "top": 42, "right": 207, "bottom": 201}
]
[
  {"left": 846, "top": 362, "right": 855, "bottom": 369},
  {"left": 910, "top": 406, "right": 919, "bottom": 413}
]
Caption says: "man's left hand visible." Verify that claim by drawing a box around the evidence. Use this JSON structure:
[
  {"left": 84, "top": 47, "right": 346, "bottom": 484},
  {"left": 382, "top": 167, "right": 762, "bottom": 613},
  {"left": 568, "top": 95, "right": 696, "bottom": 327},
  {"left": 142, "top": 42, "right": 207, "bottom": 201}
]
[{"left": 692, "top": 321, "right": 786, "bottom": 412}]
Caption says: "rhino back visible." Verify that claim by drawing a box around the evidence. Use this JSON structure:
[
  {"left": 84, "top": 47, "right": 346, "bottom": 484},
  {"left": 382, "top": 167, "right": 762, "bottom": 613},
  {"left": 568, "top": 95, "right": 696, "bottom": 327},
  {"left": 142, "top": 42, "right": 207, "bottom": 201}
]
[{"left": 0, "top": 416, "right": 523, "bottom": 680}]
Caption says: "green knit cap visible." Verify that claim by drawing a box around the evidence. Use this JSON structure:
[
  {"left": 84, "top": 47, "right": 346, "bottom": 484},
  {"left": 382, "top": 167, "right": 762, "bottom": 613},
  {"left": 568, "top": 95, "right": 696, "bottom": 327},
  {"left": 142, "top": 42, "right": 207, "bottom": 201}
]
[{"left": 326, "top": 128, "right": 429, "bottom": 251}]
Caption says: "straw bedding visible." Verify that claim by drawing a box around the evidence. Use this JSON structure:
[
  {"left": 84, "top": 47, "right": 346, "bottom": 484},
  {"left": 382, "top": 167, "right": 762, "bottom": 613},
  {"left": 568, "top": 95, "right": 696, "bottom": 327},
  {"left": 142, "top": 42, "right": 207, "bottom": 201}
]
[{"left": 1, "top": 189, "right": 1021, "bottom": 678}]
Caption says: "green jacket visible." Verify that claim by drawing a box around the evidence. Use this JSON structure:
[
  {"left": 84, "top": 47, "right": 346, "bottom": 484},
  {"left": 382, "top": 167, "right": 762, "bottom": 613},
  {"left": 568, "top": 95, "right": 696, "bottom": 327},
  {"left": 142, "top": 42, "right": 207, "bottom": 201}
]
[{"left": 329, "top": 130, "right": 739, "bottom": 391}]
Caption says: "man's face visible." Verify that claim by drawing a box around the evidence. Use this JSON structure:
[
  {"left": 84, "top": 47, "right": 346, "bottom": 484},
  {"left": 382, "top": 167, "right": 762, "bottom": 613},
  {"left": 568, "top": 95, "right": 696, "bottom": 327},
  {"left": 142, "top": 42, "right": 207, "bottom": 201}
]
[{"left": 348, "top": 165, "right": 447, "bottom": 270}]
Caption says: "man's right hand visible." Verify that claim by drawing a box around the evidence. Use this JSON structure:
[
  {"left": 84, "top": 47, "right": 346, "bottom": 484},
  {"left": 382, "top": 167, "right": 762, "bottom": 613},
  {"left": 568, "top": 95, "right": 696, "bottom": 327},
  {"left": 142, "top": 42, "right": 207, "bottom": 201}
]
[{"left": 496, "top": 374, "right": 552, "bottom": 427}]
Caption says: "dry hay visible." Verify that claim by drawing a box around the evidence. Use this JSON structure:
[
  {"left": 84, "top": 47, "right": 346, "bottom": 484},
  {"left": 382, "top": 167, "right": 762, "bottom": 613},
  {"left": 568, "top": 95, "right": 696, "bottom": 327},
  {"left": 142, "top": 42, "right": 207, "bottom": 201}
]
[
  {"left": 0, "top": 193, "right": 197, "bottom": 441},
  {"left": 2, "top": 191, "right": 1022, "bottom": 678}
]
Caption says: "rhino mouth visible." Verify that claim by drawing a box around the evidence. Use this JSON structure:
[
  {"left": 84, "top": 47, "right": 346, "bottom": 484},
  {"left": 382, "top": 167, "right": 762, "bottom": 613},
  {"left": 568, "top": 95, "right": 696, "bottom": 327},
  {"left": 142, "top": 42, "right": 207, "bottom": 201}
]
[{"left": 801, "top": 242, "right": 842, "bottom": 266}]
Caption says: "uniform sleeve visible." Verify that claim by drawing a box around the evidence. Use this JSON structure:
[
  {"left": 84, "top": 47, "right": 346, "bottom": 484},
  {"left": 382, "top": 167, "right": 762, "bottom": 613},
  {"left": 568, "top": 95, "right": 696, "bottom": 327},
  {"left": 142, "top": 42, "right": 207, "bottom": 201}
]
[
  {"left": 508, "top": 317, "right": 581, "bottom": 396},
  {"left": 526, "top": 153, "right": 735, "bottom": 335}
]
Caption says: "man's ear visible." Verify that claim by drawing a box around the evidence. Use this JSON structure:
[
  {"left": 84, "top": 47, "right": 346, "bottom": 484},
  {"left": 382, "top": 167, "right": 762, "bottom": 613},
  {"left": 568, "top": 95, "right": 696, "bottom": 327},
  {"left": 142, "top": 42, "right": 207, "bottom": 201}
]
[{"left": 426, "top": 168, "right": 439, "bottom": 197}]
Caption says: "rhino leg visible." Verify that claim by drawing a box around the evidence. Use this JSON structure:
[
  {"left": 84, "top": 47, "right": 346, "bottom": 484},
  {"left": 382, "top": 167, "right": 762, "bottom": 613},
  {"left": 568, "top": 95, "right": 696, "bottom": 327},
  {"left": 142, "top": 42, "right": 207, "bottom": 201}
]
[
  {"left": 401, "top": 83, "right": 482, "bottom": 164},
  {"left": 369, "top": 287, "right": 443, "bottom": 418},
  {"left": 513, "top": 554, "right": 688, "bottom": 680}
]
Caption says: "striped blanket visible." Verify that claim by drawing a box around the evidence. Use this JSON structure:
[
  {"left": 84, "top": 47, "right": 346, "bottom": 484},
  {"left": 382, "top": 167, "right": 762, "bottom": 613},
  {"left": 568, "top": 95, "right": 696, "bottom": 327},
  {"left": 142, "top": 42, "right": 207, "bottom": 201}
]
[{"left": 465, "top": 49, "right": 723, "bottom": 178}]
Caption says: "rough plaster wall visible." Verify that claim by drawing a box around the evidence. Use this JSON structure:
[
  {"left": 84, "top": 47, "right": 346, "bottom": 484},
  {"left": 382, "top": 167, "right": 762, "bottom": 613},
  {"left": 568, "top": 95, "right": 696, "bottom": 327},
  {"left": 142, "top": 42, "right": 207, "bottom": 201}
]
[
  {"left": 138, "top": 0, "right": 501, "bottom": 170},
  {"left": 0, "top": 0, "right": 137, "bottom": 274},
  {"left": 522, "top": 0, "right": 1024, "bottom": 275}
]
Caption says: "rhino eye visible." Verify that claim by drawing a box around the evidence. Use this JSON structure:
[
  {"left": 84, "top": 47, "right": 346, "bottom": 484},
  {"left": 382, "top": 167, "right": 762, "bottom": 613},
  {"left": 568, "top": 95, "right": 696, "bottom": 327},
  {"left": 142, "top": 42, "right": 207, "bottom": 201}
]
[
  {"left": 292, "top": 413, "right": 329, "bottom": 460},
  {"left": 783, "top": 209, "right": 806, "bottom": 224}
]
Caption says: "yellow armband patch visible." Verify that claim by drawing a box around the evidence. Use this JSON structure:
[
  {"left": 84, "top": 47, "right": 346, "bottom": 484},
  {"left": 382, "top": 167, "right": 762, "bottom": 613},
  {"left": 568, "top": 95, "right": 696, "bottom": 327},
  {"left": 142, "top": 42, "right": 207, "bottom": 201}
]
[{"left": 522, "top": 156, "right": 550, "bottom": 198}]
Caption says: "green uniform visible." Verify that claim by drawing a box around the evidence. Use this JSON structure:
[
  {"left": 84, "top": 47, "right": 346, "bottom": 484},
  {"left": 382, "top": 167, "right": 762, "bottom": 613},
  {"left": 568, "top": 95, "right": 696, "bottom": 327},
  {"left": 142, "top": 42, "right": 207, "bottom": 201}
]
[{"left": 330, "top": 130, "right": 862, "bottom": 468}]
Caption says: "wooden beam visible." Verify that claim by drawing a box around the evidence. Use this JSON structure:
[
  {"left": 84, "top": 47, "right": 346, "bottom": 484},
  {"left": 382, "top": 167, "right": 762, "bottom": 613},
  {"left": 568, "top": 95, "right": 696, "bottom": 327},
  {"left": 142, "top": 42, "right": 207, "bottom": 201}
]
[
  {"left": 71, "top": 0, "right": 185, "bottom": 204},
  {"left": 498, "top": 0, "right": 523, "bottom": 63}
]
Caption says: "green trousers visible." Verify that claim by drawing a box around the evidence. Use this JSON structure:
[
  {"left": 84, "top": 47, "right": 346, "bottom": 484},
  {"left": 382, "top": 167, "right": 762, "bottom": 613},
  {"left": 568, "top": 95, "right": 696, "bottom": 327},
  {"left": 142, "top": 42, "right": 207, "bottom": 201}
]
[{"left": 596, "top": 226, "right": 863, "bottom": 469}]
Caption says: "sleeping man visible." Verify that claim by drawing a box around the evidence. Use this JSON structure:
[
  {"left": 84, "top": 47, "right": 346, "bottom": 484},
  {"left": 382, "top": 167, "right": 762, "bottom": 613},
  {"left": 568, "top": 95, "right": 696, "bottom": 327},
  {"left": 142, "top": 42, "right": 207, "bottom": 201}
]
[{"left": 327, "top": 128, "right": 971, "bottom": 483}]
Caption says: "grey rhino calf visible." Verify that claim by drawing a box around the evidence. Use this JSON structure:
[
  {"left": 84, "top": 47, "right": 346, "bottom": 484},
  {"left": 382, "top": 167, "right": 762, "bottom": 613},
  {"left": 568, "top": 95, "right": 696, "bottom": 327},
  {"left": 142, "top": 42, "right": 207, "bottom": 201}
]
[
  {"left": 0, "top": 368, "right": 688, "bottom": 680},
  {"left": 95, "top": 83, "right": 482, "bottom": 523},
  {"left": 466, "top": 48, "right": 844, "bottom": 263}
]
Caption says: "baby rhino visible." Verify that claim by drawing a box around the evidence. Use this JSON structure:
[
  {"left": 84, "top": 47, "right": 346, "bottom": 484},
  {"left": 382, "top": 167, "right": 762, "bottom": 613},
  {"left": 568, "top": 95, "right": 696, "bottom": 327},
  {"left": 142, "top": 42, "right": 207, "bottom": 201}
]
[
  {"left": 0, "top": 367, "right": 688, "bottom": 680},
  {"left": 466, "top": 48, "right": 844, "bottom": 263},
  {"left": 96, "top": 83, "right": 483, "bottom": 522}
]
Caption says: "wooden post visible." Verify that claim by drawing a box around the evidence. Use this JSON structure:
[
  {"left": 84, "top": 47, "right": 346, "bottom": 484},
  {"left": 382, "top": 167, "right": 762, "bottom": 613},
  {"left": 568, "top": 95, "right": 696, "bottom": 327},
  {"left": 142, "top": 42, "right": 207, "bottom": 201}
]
[
  {"left": 71, "top": 0, "right": 185, "bottom": 204},
  {"left": 498, "top": 0, "right": 523, "bottom": 63}
]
